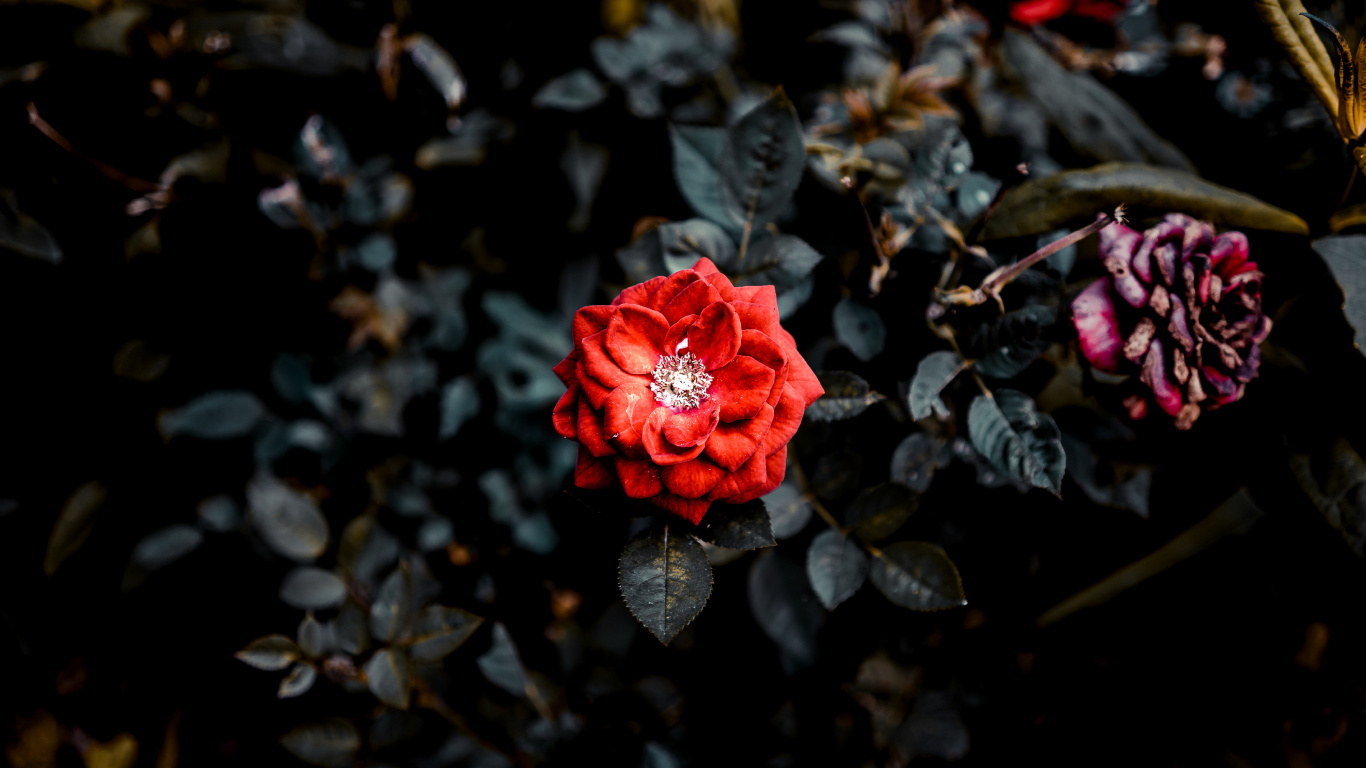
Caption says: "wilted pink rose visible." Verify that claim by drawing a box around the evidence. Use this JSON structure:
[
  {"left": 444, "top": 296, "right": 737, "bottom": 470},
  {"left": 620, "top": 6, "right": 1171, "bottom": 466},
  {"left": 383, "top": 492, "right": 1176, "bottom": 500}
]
[{"left": 1071, "top": 214, "right": 1270, "bottom": 430}]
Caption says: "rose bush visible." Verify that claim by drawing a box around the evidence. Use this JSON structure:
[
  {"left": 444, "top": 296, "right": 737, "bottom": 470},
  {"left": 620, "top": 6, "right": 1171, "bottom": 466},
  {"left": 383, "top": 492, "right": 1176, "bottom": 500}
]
[
  {"left": 1072, "top": 213, "right": 1271, "bottom": 430},
  {"left": 552, "top": 257, "right": 825, "bottom": 523}
]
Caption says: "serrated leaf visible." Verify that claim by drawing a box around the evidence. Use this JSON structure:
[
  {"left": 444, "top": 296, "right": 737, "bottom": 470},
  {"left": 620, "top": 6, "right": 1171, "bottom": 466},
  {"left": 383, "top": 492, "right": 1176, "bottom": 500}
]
[
  {"left": 364, "top": 648, "right": 412, "bottom": 710},
  {"left": 279, "top": 663, "right": 317, "bottom": 699},
  {"left": 747, "top": 551, "right": 823, "bottom": 673},
  {"left": 247, "top": 474, "right": 329, "bottom": 562},
  {"left": 370, "top": 566, "right": 416, "bottom": 643},
  {"left": 869, "top": 542, "right": 967, "bottom": 611},
  {"left": 618, "top": 524, "right": 713, "bottom": 645},
  {"left": 718, "top": 88, "right": 806, "bottom": 231},
  {"left": 407, "top": 605, "right": 484, "bottom": 662},
  {"left": 807, "top": 371, "right": 886, "bottom": 421},
  {"left": 763, "top": 480, "right": 813, "bottom": 538},
  {"left": 845, "top": 483, "right": 918, "bottom": 543},
  {"left": 806, "top": 529, "right": 869, "bottom": 610},
  {"left": 281, "top": 719, "right": 359, "bottom": 768},
  {"left": 160, "top": 390, "right": 265, "bottom": 440},
  {"left": 476, "top": 622, "right": 528, "bottom": 696},
  {"left": 659, "top": 218, "right": 737, "bottom": 274},
  {"left": 908, "top": 351, "right": 966, "bottom": 420},
  {"left": 699, "top": 499, "right": 775, "bottom": 550},
  {"left": 280, "top": 567, "right": 347, "bottom": 610},
  {"left": 670, "top": 124, "right": 733, "bottom": 230},
  {"left": 833, "top": 297, "right": 886, "bottom": 362},
  {"left": 972, "top": 305, "right": 1055, "bottom": 379},
  {"left": 967, "top": 390, "right": 1066, "bottom": 495},
  {"left": 983, "top": 163, "right": 1308, "bottom": 240},
  {"left": 1311, "top": 235, "right": 1366, "bottom": 357},
  {"left": 236, "top": 634, "right": 302, "bottom": 671},
  {"left": 890, "top": 432, "right": 951, "bottom": 492},
  {"left": 532, "top": 68, "right": 606, "bottom": 111},
  {"left": 131, "top": 524, "right": 201, "bottom": 571},
  {"left": 44, "top": 481, "right": 106, "bottom": 576}
]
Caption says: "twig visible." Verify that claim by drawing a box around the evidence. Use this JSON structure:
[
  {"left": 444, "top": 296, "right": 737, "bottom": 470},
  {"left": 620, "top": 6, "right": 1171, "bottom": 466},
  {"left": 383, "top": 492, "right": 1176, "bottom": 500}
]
[
  {"left": 789, "top": 459, "right": 846, "bottom": 533},
  {"left": 27, "top": 102, "right": 160, "bottom": 193}
]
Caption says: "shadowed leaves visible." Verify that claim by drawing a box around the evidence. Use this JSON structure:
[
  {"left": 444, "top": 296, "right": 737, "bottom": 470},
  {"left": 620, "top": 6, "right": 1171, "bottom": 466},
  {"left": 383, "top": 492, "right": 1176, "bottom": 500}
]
[
  {"left": 719, "top": 88, "right": 806, "bottom": 233},
  {"left": 280, "top": 719, "right": 359, "bottom": 768},
  {"left": 364, "top": 648, "right": 412, "bottom": 710},
  {"left": 619, "top": 524, "right": 713, "bottom": 644},
  {"left": 845, "top": 483, "right": 918, "bottom": 543},
  {"left": 808, "top": 371, "right": 886, "bottom": 421},
  {"left": 869, "top": 542, "right": 967, "bottom": 611},
  {"left": 1312, "top": 235, "right": 1366, "bottom": 359},
  {"left": 748, "top": 550, "right": 823, "bottom": 672},
  {"left": 967, "top": 390, "right": 1065, "bottom": 496},
  {"left": 908, "top": 352, "right": 966, "bottom": 420},
  {"left": 236, "top": 635, "right": 302, "bottom": 671},
  {"left": 698, "top": 499, "right": 775, "bottom": 550},
  {"left": 806, "top": 529, "right": 869, "bottom": 610},
  {"left": 407, "top": 606, "right": 484, "bottom": 662}
]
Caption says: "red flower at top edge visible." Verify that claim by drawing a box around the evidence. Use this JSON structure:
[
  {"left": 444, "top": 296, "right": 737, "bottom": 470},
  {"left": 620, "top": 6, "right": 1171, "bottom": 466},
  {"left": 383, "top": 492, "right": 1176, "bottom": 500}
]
[
  {"left": 1010, "top": 0, "right": 1124, "bottom": 25},
  {"left": 551, "top": 257, "right": 825, "bottom": 524}
]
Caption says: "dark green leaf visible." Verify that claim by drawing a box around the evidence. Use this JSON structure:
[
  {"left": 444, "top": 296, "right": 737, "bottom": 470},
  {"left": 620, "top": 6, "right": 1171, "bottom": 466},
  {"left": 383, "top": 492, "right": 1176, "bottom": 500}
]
[
  {"left": 845, "top": 483, "right": 918, "bottom": 543},
  {"left": 417, "top": 517, "right": 454, "bottom": 552},
  {"left": 699, "top": 499, "right": 775, "bottom": 550},
  {"left": 236, "top": 634, "right": 302, "bottom": 671},
  {"left": 532, "top": 68, "right": 606, "bottom": 111},
  {"left": 513, "top": 513, "right": 559, "bottom": 554},
  {"left": 338, "top": 515, "right": 401, "bottom": 585},
  {"left": 1291, "top": 438, "right": 1366, "bottom": 557},
  {"left": 659, "top": 218, "right": 737, "bottom": 273},
  {"left": 297, "top": 614, "right": 330, "bottom": 658},
  {"left": 983, "top": 163, "right": 1308, "bottom": 240},
  {"left": 747, "top": 551, "right": 823, "bottom": 673},
  {"left": 562, "top": 132, "right": 608, "bottom": 233},
  {"left": 833, "top": 298, "right": 886, "bottom": 362},
  {"left": 808, "top": 371, "right": 886, "bottom": 422},
  {"left": 1312, "top": 235, "right": 1366, "bottom": 357},
  {"left": 197, "top": 495, "right": 240, "bottom": 532},
  {"left": 335, "top": 598, "right": 372, "bottom": 655},
  {"left": 293, "top": 115, "right": 354, "bottom": 179},
  {"left": 370, "top": 566, "right": 416, "bottom": 643},
  {"left": 131, "top": 524, "right": 201, "bottom": 571},
  {"left": 365, "top": 648, "right": 413, "bottom": 710},
  {"left": 892, "top": 690, "right": 970, "bottom": 762},
  {"left": 370, "top": 708, "right": 424, "bottom": 751},
  {"left": 670, "top": 124, "right": 733, "bottom": 229},
  {"left": 0, "top": 190, "right": 61, "bottom": 263},
  {"left": 404, "top": 34, "right": 464, "bottom": 110},
  {"left": 968, "top": 390, "right": 1066, "bottom": 496},
  {"left": 618, "top": 524, "right": 713, "bottom": 645},
  {"left": 281, "top": 719, "right": 360, "bottom": 768},
  {"left": 719, "top": 88, "right": 806, "bottom": 231},
  {"left": 280, "top": 567, "right": 347, "bottom": 610},
  {"left": 439, "top": 376, "right": 480, "bottom": 440},
  {"left": 355, "top": 232, "right": 396, "bottom": 271},
  {"left": 908, "top": 351, "right": 966, "bottom": 420},
  {"left": 407, "top": 605, "right": 484, "bottom": 662},
  {"left": 615, "top": 226, "right": 666, "bottom": 285},
  {"left": 159, "top": 390, "right": 265, "bottom": 440},
  {"left": 890, "top": 432, "right": 951, "bottom": 493},
  {"left": 812, "top": 450, "right": 863, "bottom": 500},
  {"left": 44, "top": 481, "right": 106, "bottom": 576},
  {"left": 247, "top": 474, "right": 329, "bottom": 561},
  {"left": 806, "top": 529, "right": 869, "bottom": 610},
  {"left": 279, "top": 663, "right": 317, "bottom": 699},
  {"left": 271, "top": 354, "right": 312, "bottom": 404},
  {"left": 763, "top": 480, "right": 813, "bottom": 539},
  {"left": 476, "top": 622, "right": 528, "bottom": 696},
  {"left": 972, "top": 305, "right": 1055, "bottom": 380},
  {"left": 869, "top": 542, "right": 967, "bottom": 611}
]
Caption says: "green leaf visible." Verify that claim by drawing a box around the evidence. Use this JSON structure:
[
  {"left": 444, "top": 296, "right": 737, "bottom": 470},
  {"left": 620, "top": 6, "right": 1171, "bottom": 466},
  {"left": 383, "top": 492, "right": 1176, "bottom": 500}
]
[
  {"left": 869, "top": 542, "right": 967, "bottom": 611},
  {"left": 719, "top": 88, "right": 806, "bottom": 231},
  {"left": 670, "top": 124, "right": 733, "bottom": 230},
  {"left": 698, "top": 499, "right": 775, "bottom": 550},
  {"left": 247, "top": 474, "right": 329, "bottom": 562},
  {"left": 532, "top": 68, "right": 606, "bottom": 111},
  {"left": 338, "top": 515, "right": 401, "bottom": 586},
  {"left": 334, "top": 598, "right": 372, "bottom": 655},
  {"left": 845, "top": 483, "right": 918, "bottom": 543},
  {"left": 236, "top": 634, "right": 302, "bottom": 671},
  {"left": 407, "top": 605, "right": 484, "bottom": 662},
  {"left": 659, "top": 218, "right": 737, "bottom": 274},
  {"left": 44, "top": 481, "right": 106, "bottom": 576},
  {"left": 404, "top": 34, "right": 465, "bottom": 110},
  {"left": 0, "top": 190, "right": 61, "bottom": 263},
  {"left": 476, "top": 622, "right": 528, "bottom": 696},
  {"left": 297, "top": 614, "right": 330, "bottom": 658},
  {"left": 370, "top": 708, "right": 424, "bottom": 751},
  {"left": 1311, "top": 235, "right": 1366, "bottom": 357},
  {"left": 973, "top": 305, "right": 1056, "bottom": 380},
  {"left": 806, "top": 529, "right": 869, "bottom": 610},
  {"left": 983, "top": 163, "right": 1309, "bottom": 240},
  {"left": 763, "top": 480, "right": 813, "bottom": 539},
  {"left": 908, "top": 351, "right": 966, "bottom": 420},
  {"left": 1291, "top": 438, "right": 1366, "bottom": 558},
  {"left": 159, "top": 390, "right": 266, "bottom": 440},
  {"left": 131, "top": 524, "right": 201, "bottom": 571},
  {"left": 370, "top": 566, "right": 416, "bottom": 644},
  {"left": 968, "top": 390, "right": 1066, "bottom": 495},
  {"left": 281, "top": 719, "right": 360, "bottom": 768},
  {"left": 618, "top": 524, "right": 713, "bottom": 645},
  {"left": 279, "top": 663, "right": 317, "bottom": 699},
  {"left": 807, "top": 371, "right": 886, "bottom": 422},
  {"left": 833, "top": 297, "right": 886, "bottom": 362},
  {"left": 280, "top": 567, "right": 347, "bottom": 610},
  {"left": 439, "top": 376, "right": 480, "bottom": 440},
  {"left": 890, "top": 432, "right": 951, "bottom": 493},
  {"left": 364, "top": 648, "right": 413, "bottom": 710},
  {"left": 271, "top": 354, "right": 312, "bottom": 404},
  {"left": 747, "top": 551, "right": 823, "bottom": 672}
]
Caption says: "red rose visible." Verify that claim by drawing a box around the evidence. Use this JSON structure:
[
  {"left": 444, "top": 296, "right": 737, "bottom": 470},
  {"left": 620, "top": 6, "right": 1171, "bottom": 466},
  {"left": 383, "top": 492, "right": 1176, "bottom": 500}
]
[
  {"left": 1010, "top": 0, "right": 1124, "bottom": 25},
  {"left": 552, "top": 257, "right": 825, "bottom": 524}
]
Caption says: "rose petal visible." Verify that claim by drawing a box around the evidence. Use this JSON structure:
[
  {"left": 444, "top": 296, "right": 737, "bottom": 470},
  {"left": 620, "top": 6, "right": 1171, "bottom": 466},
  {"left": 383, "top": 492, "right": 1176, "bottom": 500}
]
[
  {"left": 663, "top": 399, "right": 721, "bottom": 447},
  {"left": 660, "top": 457, "right": 728, "bottom": 499},
  {"left": 1140, "top": 338, "right": 1183, "bottom": 417},
  {"left": 724, "top": 446, "right": 788, "bottom": 504},
  {"left": 687, "top": 301, "right": 742, "bottom": 370},
  {"left": 730, "top": 300, "right": 780, "bottom": 336},
  {"left": 582, "top": 329, "right": 649, "bottom": 391},
  {"left": 606, "top": 305, "right": 670, "bottom": 374},
  {"left": 1099, "top": 221, "right": 1140, "bottom": 263},
  {"left": 761, "top": 385, "right": 806, "bottom": 456},
  {"left": 648, "top": 493, "right": 710, "bottom": 524},
  {"left": 773, "top": 327, "right": 824, "bottom": 406},
  {"left": 705, "top": 402, "right": 775, "bottom": 471},
  {"left": 1180, "top": 219, "right": 1214, "bottom": 261},
  {"left": 613, "top": 275, "right": 667, "bottom": 307},
  {"left": 709, "top": 355, "right": 777, "bottom": 422},
  {"left": 1133, "top": 222, "right": 1182, "bottom": 283},
  {"left": 703, "top": 272, "right": 737, "bottom": 301},
  {"left": 1168, "top": 297, "right": 1194, "bottom": 355},
  {"left": 647, "top": 270, "right": 701, "bottom": 313},
  {"left": 706, "top": 446, "right": 770, "bottom": 501},
  {"left": 1233, "top": 343, "right": 1261, "bottom": 383},
  {"left": 661, "top": 279, "right": 723, "bottom": 325},
  {"left": 642, "top": 407, "right": 705, "bottom": 465},
  {"left": 691, "top": 257, "right": 720, "bottom": 276},
  {"left": 615, "top": 457, "right": 663, "bottom": 498},
  {"left": 604, "top": 382, "right": 656, "bottom": 460},
  {"left": 663, "top": 315, "right": 696, "bottom": 354},
  {"left": 732, "top": 285, "right": 779, "bottom": 309},
  {"left": 1210, "top": 232, "right": 1249, "bottom": 276},
  {"left": 573, "top": 305, "right": 615, "bottom": 345},
  {"left": 1103, "top": 255, "right": 1149, "bottom": 308},
  {"left": 553, "top": 350, "right": 579, "bottom": 386},
  {"left": 553, "top": 383, "right": 579, "bottom": 440},
  {"left": 575, "top": 447, "right": 615, "bottom": 489},
  {"left": 738, "top": 330, "right": 789, "bottom": 407},
  {"left": 578, "top": 397, "right": 615, "bottom": 457},
  {"left": 1071, "top": 279, "right": 1123, "bottom": 372},
  {"left": 575, "top": 360, "right": 614, "bottom": 409}
]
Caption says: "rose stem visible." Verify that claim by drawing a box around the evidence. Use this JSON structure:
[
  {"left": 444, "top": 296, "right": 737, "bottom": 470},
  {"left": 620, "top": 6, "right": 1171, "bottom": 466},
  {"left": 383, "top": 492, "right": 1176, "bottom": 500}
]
[{"left": 978, "top": 205, "right": 1125, "bottom": 297}]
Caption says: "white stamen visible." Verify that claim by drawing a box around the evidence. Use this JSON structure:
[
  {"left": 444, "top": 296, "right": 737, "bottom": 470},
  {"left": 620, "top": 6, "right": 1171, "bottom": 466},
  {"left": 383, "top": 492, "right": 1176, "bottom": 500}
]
[
  {"left": 675, "top": 337, "right": 689, "bottom": 354},
  {"left": 650, "top": 352, "right": 712, "bottom": 409}
]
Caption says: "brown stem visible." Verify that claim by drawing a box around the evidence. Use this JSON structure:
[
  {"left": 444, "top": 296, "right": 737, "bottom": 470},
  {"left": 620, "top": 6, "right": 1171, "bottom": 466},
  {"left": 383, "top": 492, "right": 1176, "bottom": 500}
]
[
  {"left": 979, "top": 206, "right": 1124, "bottom": 296},
  {"left": 789, "top": 459, "right": 845, "bottom": 533},
  {"left": 27, "top": 102, "right": 160, "bottom": 193}
]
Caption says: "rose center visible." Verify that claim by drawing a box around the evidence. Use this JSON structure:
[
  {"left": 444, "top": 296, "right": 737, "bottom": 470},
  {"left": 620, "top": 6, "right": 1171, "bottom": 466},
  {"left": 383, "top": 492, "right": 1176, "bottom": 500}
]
[{"left": 650, "top": 352, "right": 712, "bottom": 409}]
